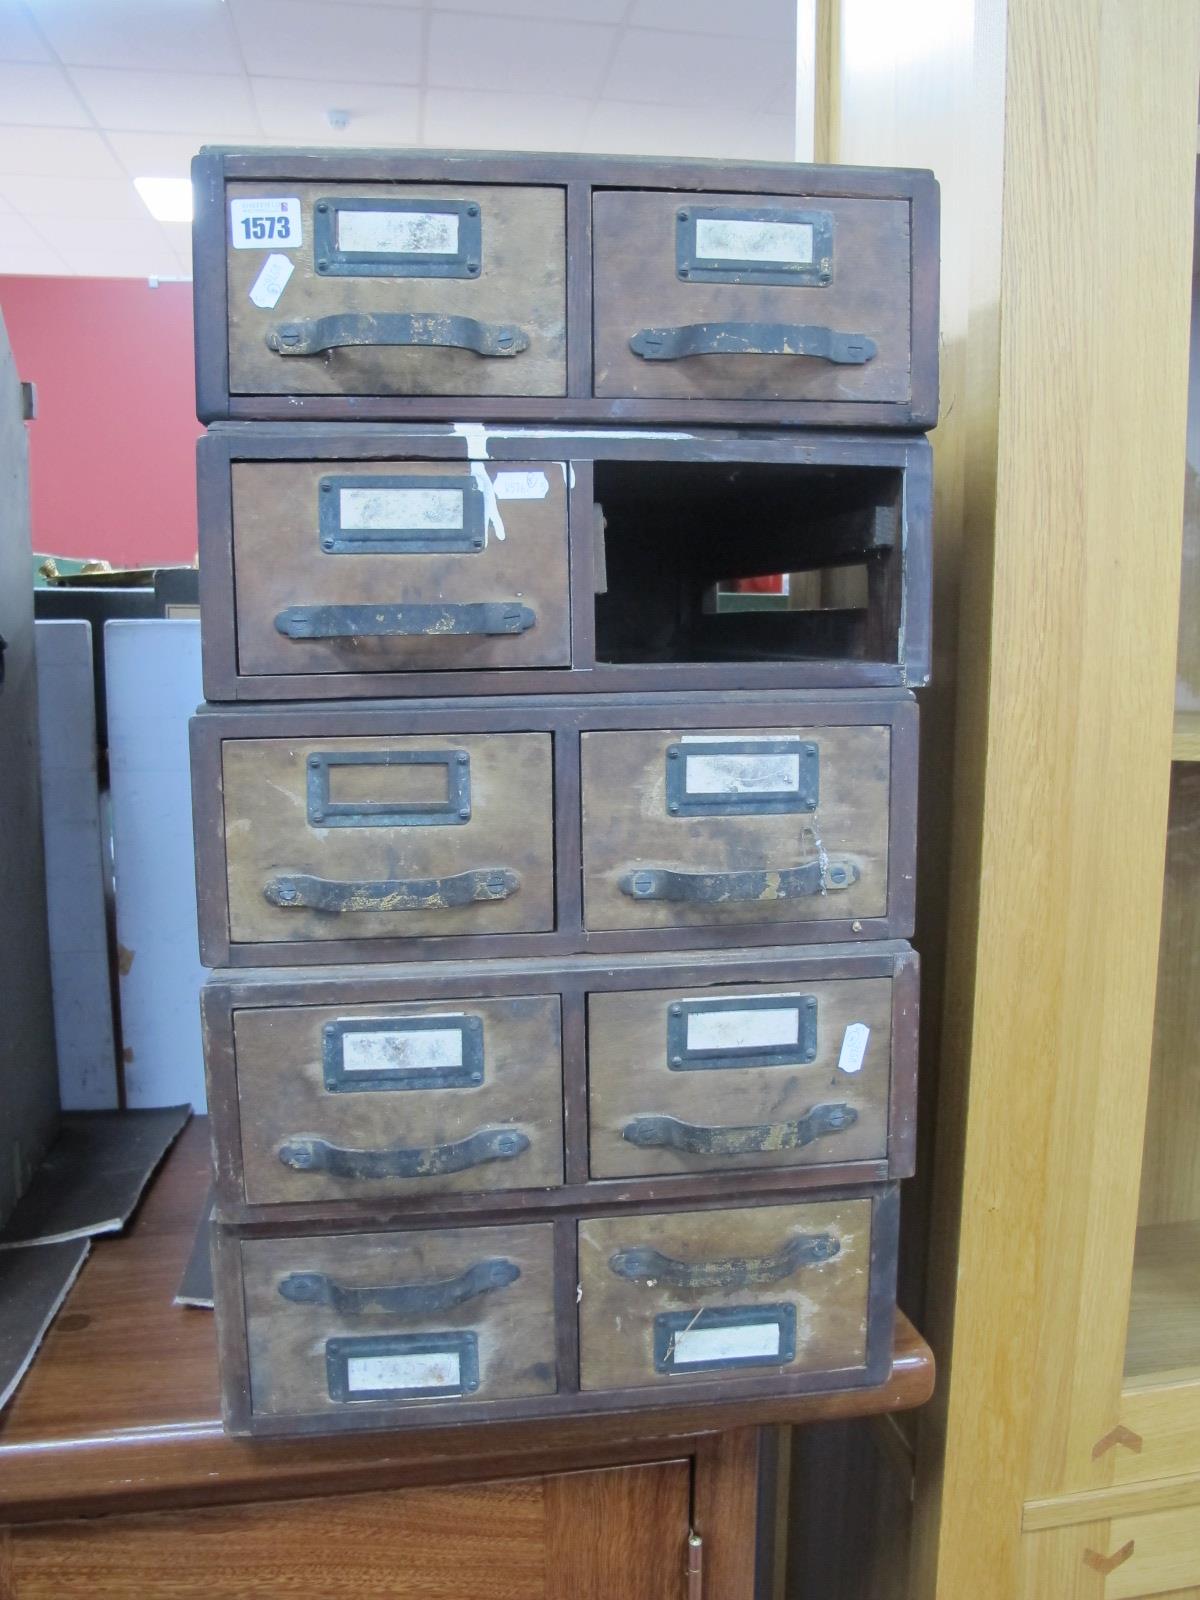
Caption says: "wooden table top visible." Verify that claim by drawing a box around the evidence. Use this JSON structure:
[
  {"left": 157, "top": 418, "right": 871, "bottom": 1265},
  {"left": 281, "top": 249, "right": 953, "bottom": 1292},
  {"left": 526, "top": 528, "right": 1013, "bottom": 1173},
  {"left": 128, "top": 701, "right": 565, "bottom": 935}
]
[{"left": 0, "top": 1119, "right": 934, "bottom": 1523}]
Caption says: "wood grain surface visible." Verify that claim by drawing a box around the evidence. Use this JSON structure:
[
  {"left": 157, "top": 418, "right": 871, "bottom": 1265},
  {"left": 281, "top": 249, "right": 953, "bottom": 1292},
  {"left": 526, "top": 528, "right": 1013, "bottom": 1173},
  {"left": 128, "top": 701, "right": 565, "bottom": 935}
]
[
  {"left": 221, "top": 732, "right": 555, "bottom": 944},
  {"left": 580, "top": 725, "right": 891, "bottom": 932},
  {"left": 231, "top": 459, "right": 571, "bottom": 676},
  {"left": 592, "top": 189, "right": 912, "bottom": 403},
  {"left": 232, "top": 994, "right": 563, "bottom": 1206},
  {"left": 226, "top": 181, "right": 566, "bottom": 398},
  {"left": 587, "top": 977, "right": 893, "bottom": 1178}
]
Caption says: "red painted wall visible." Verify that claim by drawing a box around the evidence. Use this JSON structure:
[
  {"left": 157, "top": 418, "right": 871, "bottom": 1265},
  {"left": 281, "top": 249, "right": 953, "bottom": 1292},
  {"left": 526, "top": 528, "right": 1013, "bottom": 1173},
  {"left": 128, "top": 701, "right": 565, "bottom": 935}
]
[{"left": 0, "top": 276, "right": 200, "bottom": 568}]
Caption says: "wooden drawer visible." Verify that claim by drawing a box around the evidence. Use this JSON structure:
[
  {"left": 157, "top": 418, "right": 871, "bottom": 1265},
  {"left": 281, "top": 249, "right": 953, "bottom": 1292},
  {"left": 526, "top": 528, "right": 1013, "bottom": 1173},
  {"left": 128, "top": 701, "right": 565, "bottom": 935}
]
[
  {"left": 227, "top": 995, "right": 562, "bottom": 1206},
  {"left": 230, "top": 459, "right": 570, "bottom": 678},
  {"left": 587, "top": 977, "right": 895, "bottom": 1180},
  {"left": 237, "top": 1223, "right": 558, "bottom": 1423},
  {"left": 218, "top": 732, "right": 555, "bottom": 947},
  {"left": 577, "top": 1199, "right": 876, "bottom": 1392},
  {"left": 581, "top": 725, "right": 894, "bottom": 935},
  {"left": 593, "top": 190, "right": 911, "bottom": 408},
  {"left": 224, "top": 181, "right": 565, "bottom": 401}
]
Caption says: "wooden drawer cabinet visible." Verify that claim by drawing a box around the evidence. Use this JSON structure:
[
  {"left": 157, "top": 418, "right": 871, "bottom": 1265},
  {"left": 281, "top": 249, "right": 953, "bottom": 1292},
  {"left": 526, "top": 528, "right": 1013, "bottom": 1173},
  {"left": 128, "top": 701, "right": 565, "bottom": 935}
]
[
  {"left": 587, "top": 977, "right": 895, "bottom": 1180},
  {"left": 229, "top": 995, "right": 563, "bottom": 1205},
  {"left": 224, "top": 181, "right": 567, "bottom": 401},
  {"left": 191, "top": 694, "right": 917, "bottom": 966},
  {"left": 215, "top": 1188, "right": 897, "bottom": 1435},
  {"left": 201, "top": 947, "right": 917, "bottom": 1222},
  {"left": 194, "top": 151, "right": 938, "bottom": 429},
  {"left": 198, "top": 426, "right": 934, "bottom": 702},
  {"left": 231, "top": 458, "right": 571, "bottom": 677},
  {"left": 592, "top": 190, "right": 912, "bottom": 408}
]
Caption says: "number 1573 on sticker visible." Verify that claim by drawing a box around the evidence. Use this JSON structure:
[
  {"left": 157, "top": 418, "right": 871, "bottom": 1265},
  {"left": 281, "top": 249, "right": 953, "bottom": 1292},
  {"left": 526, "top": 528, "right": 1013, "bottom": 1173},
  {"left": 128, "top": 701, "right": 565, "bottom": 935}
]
[{"left": 229, "top": 197, "right": 302, "bottom": 250}]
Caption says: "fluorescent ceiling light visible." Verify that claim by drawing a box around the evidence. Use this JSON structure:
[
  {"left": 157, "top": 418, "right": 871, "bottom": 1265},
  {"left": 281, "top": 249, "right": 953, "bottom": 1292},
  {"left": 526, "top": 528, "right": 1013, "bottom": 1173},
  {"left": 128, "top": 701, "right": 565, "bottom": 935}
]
[{"left": 134, "top": 176, "right": 193, "bottom": 223}]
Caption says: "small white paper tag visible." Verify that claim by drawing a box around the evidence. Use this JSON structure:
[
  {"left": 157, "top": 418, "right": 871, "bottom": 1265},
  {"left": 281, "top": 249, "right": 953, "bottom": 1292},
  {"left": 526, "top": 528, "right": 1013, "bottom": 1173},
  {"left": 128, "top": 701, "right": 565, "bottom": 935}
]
[
  {"left": 230, "top": 195, "right": 302, "bottom": 250},
  {"left": 248, "top": 252, "right": 294, "bottom": 309},
  {"left": 493, "top": 471, "right": 550, "bottom": 501},
  {"left": 837, "top": 1023, "right": 870, "bottom": 1075}
]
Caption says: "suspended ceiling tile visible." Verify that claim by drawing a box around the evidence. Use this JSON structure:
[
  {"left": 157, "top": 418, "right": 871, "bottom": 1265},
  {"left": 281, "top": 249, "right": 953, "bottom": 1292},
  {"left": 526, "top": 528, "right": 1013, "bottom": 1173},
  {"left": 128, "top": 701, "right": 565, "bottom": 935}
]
[
  {"left": 0, "top": 1, "right": 52, "bottom": 63},
  {"left": 0, "top": 174, "right": 149, "bottom": 218},
  {"left": 251, "top": 76, "right": 421, "bottom": 142},
  {"left": 65, "top": 66, "right": 261, "bottom": 136},
  {"left": 628, "top": 0, "right": 795, "bottom": 40},
  {"left": 428, "top": 10, "right": 616, "bottom": 98},
  {"left": 0, "top": 60, "right": 89, "bottom": 126},
  {"left": 423, "top": 87, "right": 590, "bottom": 151},
  {"left": 30, "top": 213, "right": 178, "bottom": 254},
  {"left": 229, "top": 0, "right": 424, "bottom": 85},
  {"left": 0, "top": 125, "right": 126, "bottom": 178},
  {"left": 603, "top": 26, "right": 793, "bottom": 110},
  {"left": 583, "top": 100, "right": 792, "bottom": 160},
  {"left": 105, "top": 130, "right": 213, "bottom": 181},
  {"left": 430, "top": 0, "right": 630, "bottom": 19},
  {"left": 29, "top": 0, "right": 242, "bottom": 73}
]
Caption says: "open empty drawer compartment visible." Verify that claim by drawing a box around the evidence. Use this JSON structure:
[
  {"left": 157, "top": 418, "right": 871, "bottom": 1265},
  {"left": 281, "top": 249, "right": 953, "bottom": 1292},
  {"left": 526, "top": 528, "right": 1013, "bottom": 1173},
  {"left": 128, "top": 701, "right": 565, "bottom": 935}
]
[{"left": 593, "top": 459, "right": 909, "bottom": 673}]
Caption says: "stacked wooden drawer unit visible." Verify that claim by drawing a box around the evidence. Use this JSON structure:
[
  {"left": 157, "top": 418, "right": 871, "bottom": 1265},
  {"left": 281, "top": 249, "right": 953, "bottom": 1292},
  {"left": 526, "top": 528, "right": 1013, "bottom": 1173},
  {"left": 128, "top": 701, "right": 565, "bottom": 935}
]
[{"left": 189, "top": 149, "right": 937, "bottom": 1437}]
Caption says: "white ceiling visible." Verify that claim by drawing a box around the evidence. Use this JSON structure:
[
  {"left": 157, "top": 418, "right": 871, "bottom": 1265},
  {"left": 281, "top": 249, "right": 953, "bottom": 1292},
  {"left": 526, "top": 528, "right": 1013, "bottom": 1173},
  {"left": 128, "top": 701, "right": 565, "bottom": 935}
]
[{"left": 0, "top": 0, "right": 799, "bottom": 279}]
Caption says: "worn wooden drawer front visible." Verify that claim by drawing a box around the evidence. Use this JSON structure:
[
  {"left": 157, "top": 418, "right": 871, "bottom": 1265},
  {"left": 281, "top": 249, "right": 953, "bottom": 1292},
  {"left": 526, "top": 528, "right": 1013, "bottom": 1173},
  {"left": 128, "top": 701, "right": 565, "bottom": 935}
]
[
  {"left": 232, "top": 994, "right": 563, "bottom": 1204},
  {"left": 226, "top": 182, "right": 566, "bottom": 398},
  {"left": 592, "top": 191, "right": 911, "bottom": 405},
  {"left": 230, "top": 460, "right": 570, "bottom": 678},
  {"left": 587, "top": 979, "right": 892, "bottom": 1179},
  {"left": 577, "top": 1200, "right": 871, "bottom": 1391},
  {"left": 580, "top": 726, "right": 890, "bottom": 932},
  {"left": 221, "top": 733, "right": 554, "bottom": 944},
  {"left": 242, "top": 1223, "right": 557, "bottom": 1418}
]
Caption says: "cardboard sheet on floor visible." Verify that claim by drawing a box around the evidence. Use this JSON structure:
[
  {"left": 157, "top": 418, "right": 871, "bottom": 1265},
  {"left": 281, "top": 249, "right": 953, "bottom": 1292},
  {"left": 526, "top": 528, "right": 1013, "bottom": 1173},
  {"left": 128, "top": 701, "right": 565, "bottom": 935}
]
[
  {"left": 0, "top": 1106, "right": 190, "bottom": 1249},
  {"left": 0, "top": 1239, "right": 90, "bottom": 1411},
  {"left": 174, "top": 1185, "right": 215, "bottom": 1309}
]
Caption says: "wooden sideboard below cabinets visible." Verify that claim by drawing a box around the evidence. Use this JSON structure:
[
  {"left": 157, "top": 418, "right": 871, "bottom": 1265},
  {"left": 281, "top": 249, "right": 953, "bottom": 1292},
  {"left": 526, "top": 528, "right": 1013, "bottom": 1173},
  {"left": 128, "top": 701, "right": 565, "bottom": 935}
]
[{"left": 0, "top": 1120, "right": 933, "bottom": 1598}]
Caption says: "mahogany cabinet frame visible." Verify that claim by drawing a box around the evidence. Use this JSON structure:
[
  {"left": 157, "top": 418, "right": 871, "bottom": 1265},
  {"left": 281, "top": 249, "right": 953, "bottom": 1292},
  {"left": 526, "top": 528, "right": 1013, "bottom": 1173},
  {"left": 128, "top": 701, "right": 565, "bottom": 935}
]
[
  {"left": 196, "top": 423, "right": 932, "bottom": 702},
  {"left": 189, "top": 689, "right": 919, "bottom": 967},
  {"left": 212, "top": 1179, "right": 899, "bottom": 1437},
  {"left": 192, "top": 148, "right": 939, "bottom": 430}
]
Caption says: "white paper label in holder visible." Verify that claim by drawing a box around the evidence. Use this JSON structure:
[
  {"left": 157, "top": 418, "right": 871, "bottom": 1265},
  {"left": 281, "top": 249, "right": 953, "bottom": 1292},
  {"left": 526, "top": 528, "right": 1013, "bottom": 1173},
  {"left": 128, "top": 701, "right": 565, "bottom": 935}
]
[
  {"left": 338, "top": 209, "right": 458, "bottom": 255},
  {"left": 837, "top": 1023, "right": 870, "bottom": 1075},
  {"left": 673, "top": 1322, "right": 782, "bottom": 1366},
  {"left": 339, "top": 486, "right": 464, "bottom": 532},
  {"left": 686, "top": 1005, "right": 800, "bottom": 1053},
  {"left": 346, "top": 1350, "right": 461, "bottom": 1393},
  {"left": 695, "top": 216, "right": 814, "bottom": 265},
  {"left": 341, "top": 1026, "right": 464, "bottom": 1074},
  {"left": 248, "top": 252, "right": 294, "bottom": 309},
  {"left": 230, "top": 196, "right": 301, "bottom": 249},
  {"left": 685, "top": 752, "right": 801, "bottom": 796}
]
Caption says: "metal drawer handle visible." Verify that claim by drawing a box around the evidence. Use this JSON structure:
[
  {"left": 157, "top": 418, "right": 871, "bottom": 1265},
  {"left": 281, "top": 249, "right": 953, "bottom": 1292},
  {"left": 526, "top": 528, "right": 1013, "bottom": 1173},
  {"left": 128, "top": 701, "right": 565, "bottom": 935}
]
[
  {"left": 274, "top": 602, "right": 537, "bottom": 640},
  {"left": 266, "top": 312, "right": 529, "bottom": 359},
  {"left": 618, "top": 860, "right": 859, "bottom": 904},
  {"left": 278, "top": 1257, "right": 520, "bottom": 1316},
  {"left": 278, "top": 1125, "right": 530, "bottom": 1179},
  {"left": 629, "top": 322, "right": 875, "bottom": 364},
  {"left": 622, "top": 1103, "right": 857, "bottom": 1156},
  {"left": 263, "top": 868, "right": 520, "bottom": 913},
  {"left": 609, "top": 1233, "right": 840, "bottom": 1290}
]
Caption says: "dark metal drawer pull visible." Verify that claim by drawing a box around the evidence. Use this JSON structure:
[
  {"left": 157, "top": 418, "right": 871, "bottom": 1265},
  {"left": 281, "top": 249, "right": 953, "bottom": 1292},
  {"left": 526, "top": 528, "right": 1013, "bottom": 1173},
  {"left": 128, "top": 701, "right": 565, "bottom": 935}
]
[
  {"left": 622, "top": 1103, "right": 857, "bottom": 1156},
  {"left": 609, "top": 1233, "right": 839, "bottom": 1290},
  {"left": 278, "top": 1125, "right": 530, "bottom": 1179},
  {"left": 263, "top": 868, "right": 520, "bottom": 913},
  {"left": 275, "top": 602, "right": 536, "bottom": 639},
  {"left": 267, "top": 312, "right": 529, "bottom": 359},
  {"left": 618, "top": 860, "right": 858, "bottom": 904},
  {"left": 629, "top": 322, "right": 875, "bottom": 364},
  {"left": 278, "top": 1257, "right": 520, "bottom": 1316}
]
